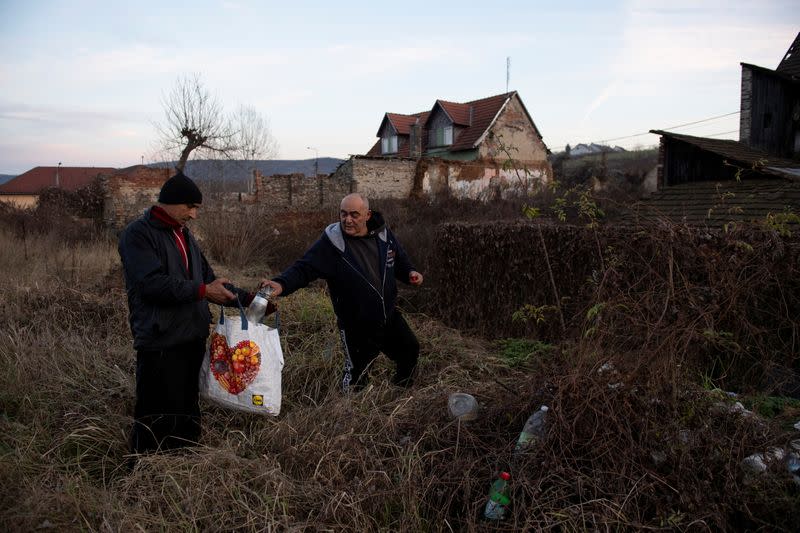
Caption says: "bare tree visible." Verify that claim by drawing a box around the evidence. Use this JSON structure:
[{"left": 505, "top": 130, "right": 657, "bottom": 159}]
[
  {"left": 232, "top": 104, "right": 279, "bottom": 162},
  {"left": 231, "top": 104, "right": 279, "bottom": 193},
  {"left": 155, "top": 74, "right": 235, "bottom": 172}
]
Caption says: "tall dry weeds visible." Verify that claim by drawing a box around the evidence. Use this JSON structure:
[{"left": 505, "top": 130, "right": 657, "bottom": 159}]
[{"left": 1, "top": 202, "right": 798, "bottom": 532}]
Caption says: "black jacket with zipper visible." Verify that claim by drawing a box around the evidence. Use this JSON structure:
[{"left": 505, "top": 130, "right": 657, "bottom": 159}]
[
  {"left": 119, "top": 207, "right": 249, "bottom": 351},
  {"left": 273, "top": 211, "right": 415, "bottom": 330}
]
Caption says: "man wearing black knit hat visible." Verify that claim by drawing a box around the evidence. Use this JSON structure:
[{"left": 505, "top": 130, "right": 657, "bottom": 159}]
[{"left": 119, "top": 171, "right": 253, "bottom": 455}]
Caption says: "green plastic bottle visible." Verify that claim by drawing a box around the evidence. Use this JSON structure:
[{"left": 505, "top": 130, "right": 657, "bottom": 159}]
[{"left": 483, "top": 471, "right": 511, "bottom": 520}]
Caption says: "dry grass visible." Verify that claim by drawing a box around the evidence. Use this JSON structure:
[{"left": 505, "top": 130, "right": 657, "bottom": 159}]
[{"left": 1, "top": 205, "right": 799, "bottom": 532}]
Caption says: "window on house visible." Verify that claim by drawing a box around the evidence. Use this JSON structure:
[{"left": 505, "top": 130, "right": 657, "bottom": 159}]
[
  {"left": 428, "top": 126, "right": 454, "bottom": 147},
  {"left": 381, "top": 135, "right": 398, "bottom": 154}
]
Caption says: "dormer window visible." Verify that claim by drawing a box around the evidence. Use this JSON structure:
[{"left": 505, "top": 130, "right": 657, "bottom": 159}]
[
  {"left": 429, "top": 125, "right": 453, "bottom": 147},
  {"left": 381, "top": 134, "right": 398, "bottom": 154}
]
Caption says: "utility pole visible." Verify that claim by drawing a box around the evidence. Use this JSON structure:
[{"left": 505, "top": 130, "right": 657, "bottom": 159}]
[
  {"left": 56, "top": 161, "right": 61, "bottom": 187},
  {"left": 307, "top": 146, "right": 319, "bottom": 178}
]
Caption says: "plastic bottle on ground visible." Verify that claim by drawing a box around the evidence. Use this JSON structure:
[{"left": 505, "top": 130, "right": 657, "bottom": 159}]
[
  {"left": 483, "top": 471, "right": 511, "bottom": 520},
  {"left": 514, "top": 405, "right": 549, "bottom": 455},
  {"left": 448, "top": 392, "right": 478, "bottom": 421}
]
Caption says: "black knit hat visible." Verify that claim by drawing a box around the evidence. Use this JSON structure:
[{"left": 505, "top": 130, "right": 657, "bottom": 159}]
[{"left": 158, "top": 171, "right": 203, "bottom": 205}]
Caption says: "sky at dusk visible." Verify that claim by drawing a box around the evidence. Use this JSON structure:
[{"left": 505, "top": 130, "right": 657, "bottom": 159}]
[{"left": 0, "top": 0, "right": 797, "bottom": 174}]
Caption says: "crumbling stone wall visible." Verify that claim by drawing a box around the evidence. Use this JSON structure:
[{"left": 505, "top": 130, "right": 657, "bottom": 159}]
[
  {"left": 419, "top": 158, "right": 549, "bottom": 200},
  {"left": 335, "top": 156, "right": 551, "bottom": 202},
  {"left": 101, "top": 166, "right": 170, "bottom": 230},
  {"left": 335, "top": 157, "right": 419, "bottom": 199},
  {"left": 251, "top": 172, "right": 353, "bottom": 209}
]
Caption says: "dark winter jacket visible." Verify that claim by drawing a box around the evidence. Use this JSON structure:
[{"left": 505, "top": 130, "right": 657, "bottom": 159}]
[
  {"left": 274, "top": 212, "right": 415, "bottom": 329},
  {"left": 118, "top": 207, "right": 248, "bottom": 350}
]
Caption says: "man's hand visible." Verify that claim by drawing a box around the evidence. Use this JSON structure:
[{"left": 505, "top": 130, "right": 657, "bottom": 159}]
[
  {"left": 409, "top": 271, "right": 423, "bottom": 286},
  {"left": 259, "top": 279, "right": 284, "bottom": 297},
  {"left": 206, "top": 278, "right": 236, "bottom": 304}
]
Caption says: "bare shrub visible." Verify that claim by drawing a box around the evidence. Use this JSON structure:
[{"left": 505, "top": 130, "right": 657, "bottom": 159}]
[
  {"left": 194, "top": 202, "right": 330, "bottom": 273},
  {"left": 429, "top": 217, "right": 800, "bottom": 392},
  {"left": 2, "top": 204, "right": 798, "bottom": 532},
  {"left": 0, "top": 181, "right": 107, "bottom": 244}
]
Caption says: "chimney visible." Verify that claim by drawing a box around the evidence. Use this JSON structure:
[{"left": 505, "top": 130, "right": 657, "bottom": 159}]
[{"left": 409, "top": 119, "right": 423, "bottom": 159}]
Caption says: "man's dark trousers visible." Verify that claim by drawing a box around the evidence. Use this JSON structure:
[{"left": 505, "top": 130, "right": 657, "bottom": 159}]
[
  {"left": 130, "top": 338, "right": 206, "bottom": 453},
  {"left": 339, "top": 310, "right": 419, "bottom": 391}
]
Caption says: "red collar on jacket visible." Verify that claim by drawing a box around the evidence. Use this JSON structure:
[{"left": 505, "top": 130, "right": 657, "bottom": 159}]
[
  {"left": 151, "top": 205, "right": 190, "bottom": 273},
  {"left": 151, "top": 205, "right": 183, "bottom": 229}
]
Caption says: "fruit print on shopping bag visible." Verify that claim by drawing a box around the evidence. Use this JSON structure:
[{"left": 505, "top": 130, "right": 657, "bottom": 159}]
[{"left": 209, "top": 334, "right": 261, "bottom": 395}]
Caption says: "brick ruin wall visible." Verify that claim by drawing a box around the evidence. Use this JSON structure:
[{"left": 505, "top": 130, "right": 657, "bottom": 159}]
[
  {"left": 344, "top": 157, "right": 419, "bottom": 199},
  {"left": 101, "top": 166, "right": 170, "bottom": 230},
  {"left": 101, "top": 152, "right": 553, "bottom": 230},
  {"left": 251, "top": 172, "right": 354, "bottom": 209}
]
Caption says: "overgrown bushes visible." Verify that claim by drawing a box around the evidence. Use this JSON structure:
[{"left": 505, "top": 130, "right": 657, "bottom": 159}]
[
  {"left": 2, "top": 196, "right": 799, "bottom": 531},
  {"left": 428, "top": 219, "right": 800, "bottom": 393},
  {"left": 0, "top": 181, "right": 107, "bottom": 243}
]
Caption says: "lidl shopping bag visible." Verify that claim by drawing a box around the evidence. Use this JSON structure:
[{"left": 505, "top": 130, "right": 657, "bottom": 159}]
[{"left": 200, "top": 307, "right": 283, "bottom": 415}]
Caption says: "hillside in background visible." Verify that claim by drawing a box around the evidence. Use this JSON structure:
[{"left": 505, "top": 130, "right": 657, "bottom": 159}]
[
  {"left": 551, "top": 147, "right": 659, "bottom": 194},
  {"left": 0, "top": 174, "right": 17, "bottom": 185},
  {"left": 150, "top": 158, "right": 345, "bottom": 191}
]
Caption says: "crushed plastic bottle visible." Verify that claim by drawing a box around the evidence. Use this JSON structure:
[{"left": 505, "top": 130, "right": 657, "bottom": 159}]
[
  {"left": 514, "top": 405, "right": 549, "bottom": 455},
  {"left": 448, "top": 393, "right": 478, "bottom": 421},
  {"left": 245, "top": 286, "right": 273, "bottom": 324},
  {"left": 483, "top": 471, "right": 511, "bottom": 520}
]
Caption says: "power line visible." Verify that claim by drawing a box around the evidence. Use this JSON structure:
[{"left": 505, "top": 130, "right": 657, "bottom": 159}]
[
  {"left": 660, "top": 111, "right": 740, "bottom": 132},
  {"left": 704, "top": 129, "right": 739, "bottom": 138},
  {"left": 552, "top": 110, "right": 741, "bottom": 152}
]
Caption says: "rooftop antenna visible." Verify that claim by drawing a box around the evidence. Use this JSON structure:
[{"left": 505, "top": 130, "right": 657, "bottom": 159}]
[{"left": 506, "top": 56, "right": 510, "bottom": 93}]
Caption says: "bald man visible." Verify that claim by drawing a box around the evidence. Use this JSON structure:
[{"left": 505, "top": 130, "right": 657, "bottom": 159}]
[{"left": 262, "top": 193, "right": 423, "bottom": 391}]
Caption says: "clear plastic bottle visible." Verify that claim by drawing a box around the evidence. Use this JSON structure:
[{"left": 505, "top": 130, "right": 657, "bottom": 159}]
[
  {"left": 245, "top": 286, "right": 273, "bottom": 324},
  {"left": 483, "top": 471, "right": 511, "bottom": 520},
  {"left": 513, "top": 405, "right": 549, "bottom": 455}
]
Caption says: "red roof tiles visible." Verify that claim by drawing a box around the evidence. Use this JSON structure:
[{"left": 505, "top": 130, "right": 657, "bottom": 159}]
[
  {"left": 435, "top": 100, "right": 471, "bottom": 126},
  {"left": 367, "top": 91, "right": 544, "bottom": 157},
  {"left": 0, "top": 166, "right": 115, "bottom": 195},
  {"left": 382, "top": 112, "right": 428, "bottom": 135}
]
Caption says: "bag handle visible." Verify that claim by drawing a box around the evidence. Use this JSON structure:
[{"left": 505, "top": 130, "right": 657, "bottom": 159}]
[
  {"left": 217, "top": 298, "right": 280, "bottom": 332},
  {"left": 217, "top": 297, "right": 249, "bottom": 331}
]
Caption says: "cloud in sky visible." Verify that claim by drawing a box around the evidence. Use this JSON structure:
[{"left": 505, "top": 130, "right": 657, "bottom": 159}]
[
  {"left": 0, "top": 102, "right": 132, "bottom": 127},
  {"left": 0, "top": 0, "right": 797, "bottom": 172},
  {"left": 582, "top": 82, "right": 620, "bottom": 125},
  {"left": 566, "top": 0, "right": 796, "bottom": 148}
]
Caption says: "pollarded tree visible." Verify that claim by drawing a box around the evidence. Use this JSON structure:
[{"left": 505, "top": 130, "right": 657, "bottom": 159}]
[{"left": 155, "top": 74, "right": 277, "bottom": 174}]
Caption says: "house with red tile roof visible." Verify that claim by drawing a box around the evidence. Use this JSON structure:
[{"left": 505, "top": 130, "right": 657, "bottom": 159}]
[
  {"left": 0, "top": 166, "right": 115, "bottom": 208},
  {"left": 331, "top": 91, "right": 552, "bottom": 200}
]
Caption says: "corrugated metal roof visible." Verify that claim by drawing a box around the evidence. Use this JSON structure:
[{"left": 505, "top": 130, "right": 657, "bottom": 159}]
[
  {"left": 777, "top": 31, "right": 800, "bottom": 78},
  {"left": 0, "top": 166, "right": 116, "bottom": 194}
]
